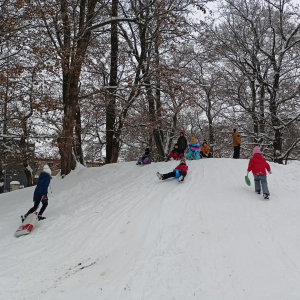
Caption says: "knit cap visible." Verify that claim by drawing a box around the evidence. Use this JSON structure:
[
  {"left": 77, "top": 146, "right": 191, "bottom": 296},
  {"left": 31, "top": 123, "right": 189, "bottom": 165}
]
[
  {"left": 43, "top": 165, "right": 52, "bottom": 176},
  {"left": 253, "top": 146, "right": 261, "bottom": 155},
  {"left": 191, "top": 137, "right": 197, "bottom": 144}
]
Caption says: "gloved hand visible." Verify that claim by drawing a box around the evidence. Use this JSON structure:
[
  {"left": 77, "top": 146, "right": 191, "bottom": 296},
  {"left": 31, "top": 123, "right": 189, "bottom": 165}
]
[
  {"left": 42, "top": 195, "right": 47, "bottom": 200},
  {"left": 268, "top": 171, "right": 272, "bottom": 174},
  {"left": 205, "top": 154, "right": 208, "bottom": 157}
]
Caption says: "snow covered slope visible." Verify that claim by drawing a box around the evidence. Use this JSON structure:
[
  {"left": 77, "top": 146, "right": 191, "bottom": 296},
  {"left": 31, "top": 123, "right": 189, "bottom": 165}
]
[{"left": 0, "top": 159, "right": 300, "bottom": 300}]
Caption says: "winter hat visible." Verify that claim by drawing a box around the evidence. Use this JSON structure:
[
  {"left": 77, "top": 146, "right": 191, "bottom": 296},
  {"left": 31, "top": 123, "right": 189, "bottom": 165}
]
[
  {"left": 191, "top": 137, "right": 197, "bottom": 144},
  {"left": 253, "top": 146, "right": 261, "bottom": 155},
  {"left": 174, "top": 143, "right": 178, "bottom": 147},
  {"left": 180, "top": 131, "right": 185, "bottom": 135},
  {"left": 180, "top": 157, "right": 186, "bottom": 163},
  {"left": 43, "top": 165, "right": 52, "bottom": 176},
  {"left": 233, "top": 128, "right": 237, "bottom": 133},
  {"left": 145, "top": 148, "right": 150, "bottom": 154}
]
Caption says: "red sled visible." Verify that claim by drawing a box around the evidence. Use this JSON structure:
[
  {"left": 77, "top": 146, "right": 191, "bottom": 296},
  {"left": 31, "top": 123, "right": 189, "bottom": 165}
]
[{"left": 14, "top": 211, "right": 39, "bottom": 237}]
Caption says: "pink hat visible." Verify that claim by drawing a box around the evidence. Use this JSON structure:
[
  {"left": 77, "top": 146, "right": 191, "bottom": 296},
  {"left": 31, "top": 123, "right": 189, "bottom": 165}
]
[
  {"left": 253, "top": 146, "right": 261, "bottom": 155},
  {"left": 180, "top": 131, "right": 184, "bottom": 135}
]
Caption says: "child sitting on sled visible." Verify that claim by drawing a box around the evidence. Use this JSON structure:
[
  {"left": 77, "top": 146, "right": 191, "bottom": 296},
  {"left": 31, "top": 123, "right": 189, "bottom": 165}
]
[
  {"left": 186, "top": 137, "right": 201, "bottom": 160},
  {"left": 157, "top": 157, "right": 188, "bottom": 182},
  {"left": 137, "top": 148, "right": 152, "bottom": 165},
  {"left": 166, "top": 143, "right": 183, "bottom": 161},
  {"left": 200, "top": 141, "right": 212, "bottom": 158}
]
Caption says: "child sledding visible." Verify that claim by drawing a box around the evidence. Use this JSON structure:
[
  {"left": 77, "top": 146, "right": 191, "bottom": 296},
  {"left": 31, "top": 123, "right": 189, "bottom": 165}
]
[
  {"left": 137, "top": 148, "right": 152, "bottom": 165},
  {"left": 157, "top": 157, "right": 188, "bottom": 182},
  {"left": 200, "top": 142, "right": 212, "bottom": 158},
  {"left": 165, "top": 144, "right": 184, "bottom": 161},
  {"left": 186, "top": 137, "right": 201, "bottom": 160}
]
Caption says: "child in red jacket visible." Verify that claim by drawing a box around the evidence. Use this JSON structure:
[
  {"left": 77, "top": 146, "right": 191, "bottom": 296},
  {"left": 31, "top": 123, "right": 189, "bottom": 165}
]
[
  {"left": 157, "top": 157, "right": 188, "bottom": 182},
  {"left": 247, "top": 146, "right": 271, "bottom": 199}
]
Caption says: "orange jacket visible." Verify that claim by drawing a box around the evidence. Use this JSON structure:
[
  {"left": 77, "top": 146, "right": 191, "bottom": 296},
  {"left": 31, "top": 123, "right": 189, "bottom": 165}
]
[
  {"left": 232, "top": 132, "right": 241, "bottom": 147},
  {"left": 201, "top": 145, "right": 210, "bottom": 155}
]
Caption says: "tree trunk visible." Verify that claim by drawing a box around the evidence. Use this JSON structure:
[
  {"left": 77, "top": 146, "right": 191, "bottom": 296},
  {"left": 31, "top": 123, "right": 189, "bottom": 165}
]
[
  {"left": 74, "top": 105, "right": 85, "bottom": 165},
  {"left": 147, "top": 83, "right": 165, "bottom": 160},
  {"left": 106, "top": 0, "right": 118, "bottom": 164},
  {"left": 58, "top": 72, "right": 77, "bottom": 176},
  {"left": 270, "top": 72, "right": 283, "bottom": 164},
  {"left": 155, "top": 41, "right": 165, "bottom": 148}
]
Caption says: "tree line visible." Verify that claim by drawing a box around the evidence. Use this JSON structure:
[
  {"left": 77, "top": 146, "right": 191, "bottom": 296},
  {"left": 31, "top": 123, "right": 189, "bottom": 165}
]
[{"left": 1, "top": 0, "right": 300, "bottom": 186}]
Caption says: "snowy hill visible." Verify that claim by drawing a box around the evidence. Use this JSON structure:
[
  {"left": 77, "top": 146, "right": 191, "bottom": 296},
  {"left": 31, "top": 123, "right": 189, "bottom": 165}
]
[{"left": 1, "top": 159, "right": 300, "bottom": 300}]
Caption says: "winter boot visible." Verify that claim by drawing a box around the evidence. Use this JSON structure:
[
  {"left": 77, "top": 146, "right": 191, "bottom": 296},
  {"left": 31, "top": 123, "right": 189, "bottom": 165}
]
[
  {"left": 156, "top": 172, "right": 163, "bottom": 180},
  {"left": 22, "top": 214, "right": 28, "bottom": 223},
  {"left": 255, "top": 191, "right": 261, "bottom": 195},
  {"left": 263, "top": 194, "right": 269, "bottom": 200},
  {"left": 38, "top": 216, "right": 46, "bottom": 221},
  {"left": 178, "top": 175, "right": 184, "bottom": 182}
]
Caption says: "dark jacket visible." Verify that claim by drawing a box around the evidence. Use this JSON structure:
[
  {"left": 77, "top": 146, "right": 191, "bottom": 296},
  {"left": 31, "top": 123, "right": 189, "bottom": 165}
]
[
  {"left": 177, "top": 136, "right": 188, "bottom": 151},
  {"left": 170, "top": 146, "right": 180, "bottom": 154},
  {"left": 142, "top": 149, "right": 152, "bottom": 161},
  {"left": 34, "top": 172, "right": 51, "bottom": 197}
]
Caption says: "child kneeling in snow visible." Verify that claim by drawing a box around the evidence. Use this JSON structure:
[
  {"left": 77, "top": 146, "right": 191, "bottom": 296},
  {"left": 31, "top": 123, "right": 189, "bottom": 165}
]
[
  {"left": 157, "top": 157, "right": 188, "bottom": 182},
  {"left": 247, "top": 146, "right": 271, "bottom": 200},
  {"left": 137, "top": 148, "right": 152, "bottom": 165},
  {"left": 166, "top": 143, "right": 183, "bottom": 161},
  {"left": 186, "top": 137, "right": 201, "bottom": 160}
]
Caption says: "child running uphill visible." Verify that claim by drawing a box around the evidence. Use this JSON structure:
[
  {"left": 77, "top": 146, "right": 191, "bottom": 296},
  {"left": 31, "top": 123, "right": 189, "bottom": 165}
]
[
  {"left": 247, "top": 146, "right": 271, "bottom": 199},
  {"left": 157, "top": 157, "right": 188, "bottom": 182},
  {"left": 23, "top": 165, "right": 52, "bottom": 221}
]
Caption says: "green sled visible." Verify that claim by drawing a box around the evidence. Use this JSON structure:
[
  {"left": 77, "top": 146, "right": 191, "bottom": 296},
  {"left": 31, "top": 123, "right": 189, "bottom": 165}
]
[{"left": 245, "top": 173, "right": 251, "bottom": 186}]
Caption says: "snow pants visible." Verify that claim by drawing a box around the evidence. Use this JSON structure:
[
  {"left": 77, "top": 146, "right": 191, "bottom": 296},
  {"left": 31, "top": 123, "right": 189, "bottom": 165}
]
[
  {"left": 200, "top": 151, "right": 212, "bottom": 158},
  {"left": 253, "top": 175, "right": 270, "bottom": 196},
  {"left": 168, "top": 152, "right": 183, "bottom": 160},
  {"left": 26, "top": 195, "right": 48, "bottom": 217},
  {"left": 137, "top": 157, "right": 151, "bottom": 164},
  {"left": 162, "top": 170, "right": 187, "bottom": 181},
  {"left": 186, "top": 150, "right": 200, "bottom": 160},
  {"left": 233, "top": 146, "right": 240, "bottom": 159}
]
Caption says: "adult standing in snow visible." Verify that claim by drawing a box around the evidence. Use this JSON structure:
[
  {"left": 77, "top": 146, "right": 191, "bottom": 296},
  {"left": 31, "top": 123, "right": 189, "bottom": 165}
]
[
  {"left": 177, "top": 131, "right": 188, "bottom": 157},
  {"left": 23, "top": 165, "right": 52, "bottom": 221},
  {"left": 247, "top": 146, "right": 271, "bottom": 199},
  {"left": 232, "top": 128, "right": 241, "bottom": 159}
]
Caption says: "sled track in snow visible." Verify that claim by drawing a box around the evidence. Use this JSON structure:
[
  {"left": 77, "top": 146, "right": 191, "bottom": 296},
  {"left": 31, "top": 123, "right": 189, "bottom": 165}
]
[{"left": 1, "top": 159, "right": 300, "bottom": 300}]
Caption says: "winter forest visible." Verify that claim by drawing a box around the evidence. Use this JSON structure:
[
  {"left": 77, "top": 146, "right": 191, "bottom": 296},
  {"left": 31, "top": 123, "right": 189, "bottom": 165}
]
[{"left": 1, "top": 0, "right": 300, "bottom": 183}]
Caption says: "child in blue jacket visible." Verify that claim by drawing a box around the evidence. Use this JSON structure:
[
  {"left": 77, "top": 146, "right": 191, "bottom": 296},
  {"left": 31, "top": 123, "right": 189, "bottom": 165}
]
[{"left": 23, "top": 165, "right": 52, "bottom": 221}]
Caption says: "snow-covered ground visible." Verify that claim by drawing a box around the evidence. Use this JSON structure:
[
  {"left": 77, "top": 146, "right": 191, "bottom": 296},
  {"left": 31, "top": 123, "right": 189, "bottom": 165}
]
[{"left": 1, "top": 158, "right": 300, "bottom": 300}]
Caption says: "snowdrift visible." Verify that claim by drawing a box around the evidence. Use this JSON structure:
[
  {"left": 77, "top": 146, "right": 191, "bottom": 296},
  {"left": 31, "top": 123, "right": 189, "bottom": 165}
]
[{"left": 0, "top": 159, "right": 300, "bottom": 300}]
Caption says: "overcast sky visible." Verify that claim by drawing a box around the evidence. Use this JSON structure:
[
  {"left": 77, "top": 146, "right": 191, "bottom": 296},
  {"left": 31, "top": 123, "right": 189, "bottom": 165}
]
[
  {"left": 200, "top": 0, "right": 300, "bottom": 20},
  {"left": 206, "top": 0, "right": 300, "bottom": 11}
]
